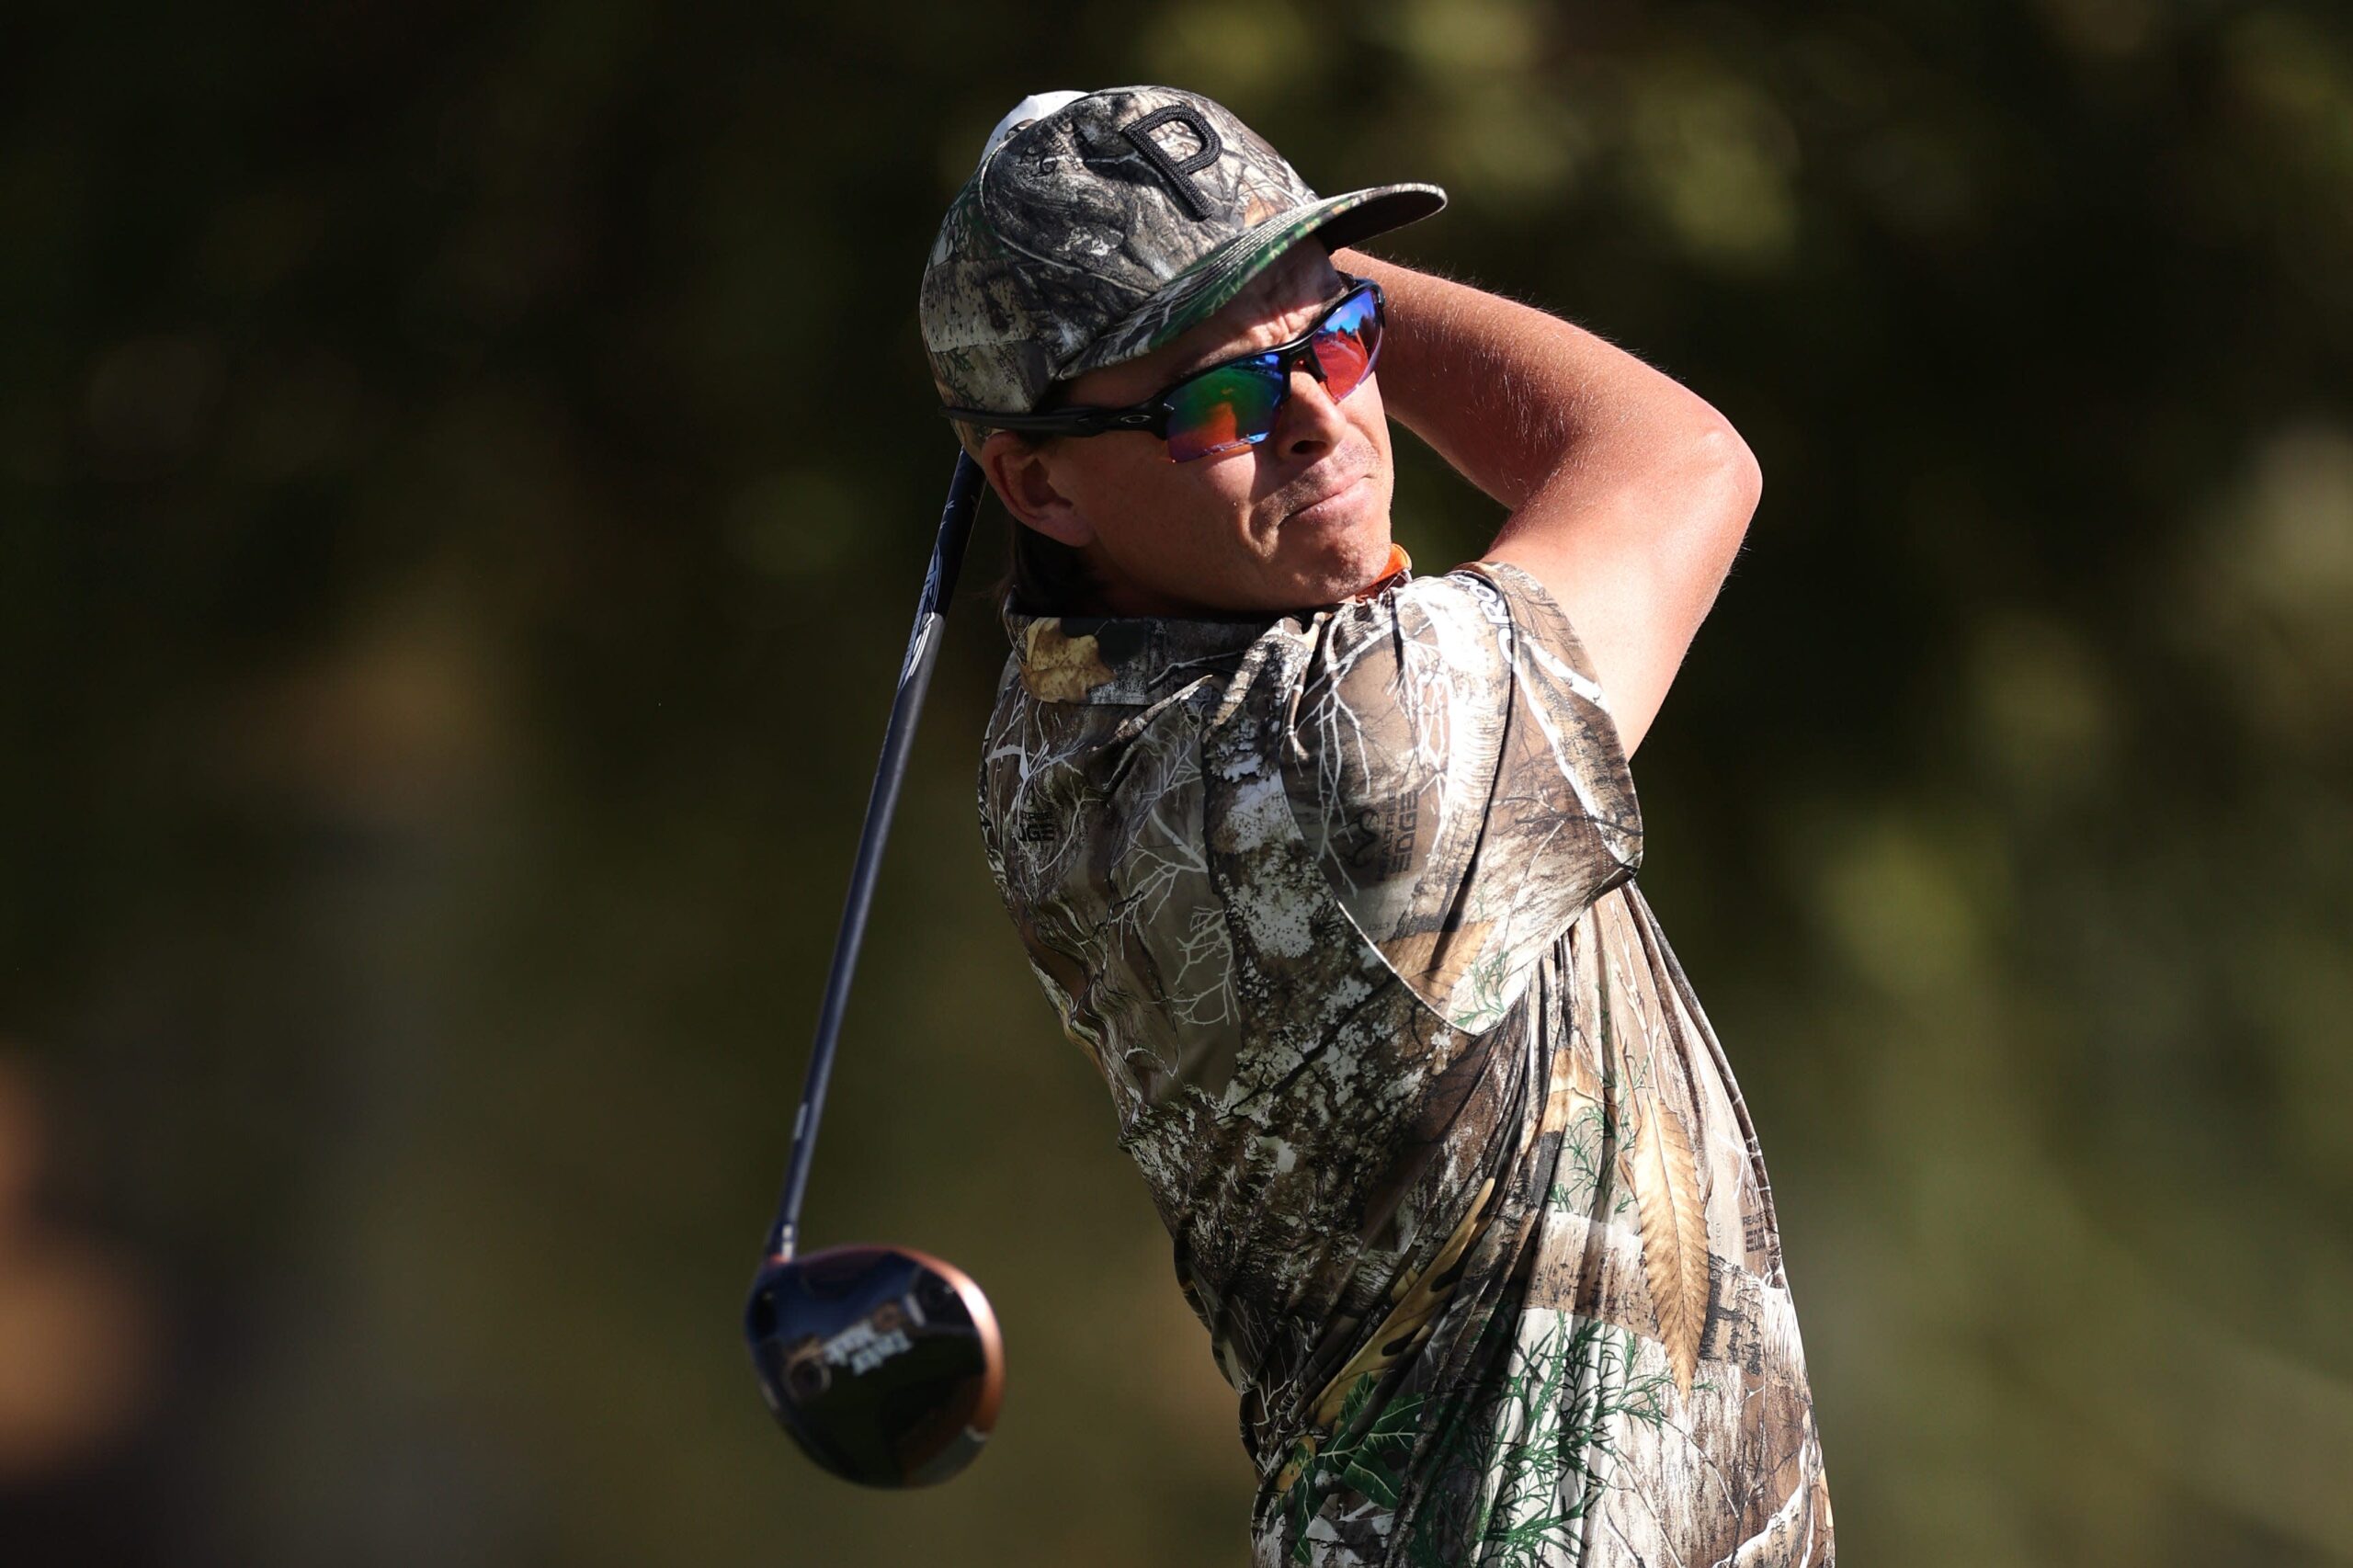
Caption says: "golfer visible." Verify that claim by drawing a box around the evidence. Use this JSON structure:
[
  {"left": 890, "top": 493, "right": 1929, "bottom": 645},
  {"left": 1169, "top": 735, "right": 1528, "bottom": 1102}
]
[{"left": 923, "top": 86, "right": 1834, "bottom": 1566}]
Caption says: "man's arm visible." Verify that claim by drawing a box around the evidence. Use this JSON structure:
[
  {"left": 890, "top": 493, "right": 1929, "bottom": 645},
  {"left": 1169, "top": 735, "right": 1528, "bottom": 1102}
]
[{"left": 1333, "top": 247, "right": 1762, "bottom": 762}]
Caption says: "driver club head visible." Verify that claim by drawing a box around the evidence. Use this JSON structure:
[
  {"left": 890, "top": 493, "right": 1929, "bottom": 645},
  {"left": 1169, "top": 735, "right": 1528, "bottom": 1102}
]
[{"left": 745, "top": 1244, "right": 1005, "bottom": 1487}]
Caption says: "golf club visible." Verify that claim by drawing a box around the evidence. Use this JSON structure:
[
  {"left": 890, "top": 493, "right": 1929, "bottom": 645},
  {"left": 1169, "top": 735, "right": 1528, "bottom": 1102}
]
[{"left": 744, "top": 450, "right": 1006, "bottom": 1487}]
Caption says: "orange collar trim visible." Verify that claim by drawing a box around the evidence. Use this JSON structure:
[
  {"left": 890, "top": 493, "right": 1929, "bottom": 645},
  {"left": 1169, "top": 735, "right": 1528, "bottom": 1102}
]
[{"left": 1348, "top": 542, "right": 1414, "bottom": 601}]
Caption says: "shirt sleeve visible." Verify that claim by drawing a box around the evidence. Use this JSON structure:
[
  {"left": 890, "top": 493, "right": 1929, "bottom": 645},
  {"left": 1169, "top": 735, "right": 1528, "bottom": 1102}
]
[{"left": 1279, "top": 560, "right": 1644, "bottom": 1032}]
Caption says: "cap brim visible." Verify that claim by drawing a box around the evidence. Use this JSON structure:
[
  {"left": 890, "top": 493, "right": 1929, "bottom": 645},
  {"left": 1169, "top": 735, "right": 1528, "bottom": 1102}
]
[{"left": 1062, "top": 182, "right": 1447, "bottom": 381}]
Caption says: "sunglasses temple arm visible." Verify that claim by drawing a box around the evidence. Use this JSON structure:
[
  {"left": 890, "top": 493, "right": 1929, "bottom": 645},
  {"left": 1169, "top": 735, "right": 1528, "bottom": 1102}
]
[
  {"left": 938, "top": 404, "right": 1159, "bottom": 436},
  {"left": 763, "top": 450, "right": 983, "bottom": 1263}
]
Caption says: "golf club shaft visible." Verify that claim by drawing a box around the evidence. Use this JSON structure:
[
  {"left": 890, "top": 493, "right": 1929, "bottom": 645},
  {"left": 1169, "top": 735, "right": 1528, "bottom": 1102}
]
[{"left": 767, "top": 451, "right": 984, "bottom": 1261}]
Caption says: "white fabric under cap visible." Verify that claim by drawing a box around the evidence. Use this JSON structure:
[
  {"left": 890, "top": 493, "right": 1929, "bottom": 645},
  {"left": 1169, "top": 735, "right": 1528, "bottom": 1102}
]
[{"left": 978, "top": 90, "right": 1086, "bottom": 170}]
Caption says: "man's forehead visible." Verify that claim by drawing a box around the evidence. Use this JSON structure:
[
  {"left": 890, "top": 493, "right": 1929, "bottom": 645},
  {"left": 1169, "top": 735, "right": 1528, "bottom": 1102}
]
[
  {"left": 1203, "top": 252, "right": 1337, "bottom": 342},
  {"left": 1062, "top": 246, "right": 1341, "bottom": 402},
  {"left": 1158, "top": 249, "right": 1343, "bottom": 377}
]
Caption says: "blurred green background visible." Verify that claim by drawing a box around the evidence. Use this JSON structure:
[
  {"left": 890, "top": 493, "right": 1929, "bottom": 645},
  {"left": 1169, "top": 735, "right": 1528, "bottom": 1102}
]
[{"left": 5, "top": 1, "right": 2350, "bottom": 1562}]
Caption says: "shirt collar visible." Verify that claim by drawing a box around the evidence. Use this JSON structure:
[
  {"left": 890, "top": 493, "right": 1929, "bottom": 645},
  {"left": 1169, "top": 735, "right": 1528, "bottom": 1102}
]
[{"left": 999, "top": 545, "right": 1415, "bottom": 706}]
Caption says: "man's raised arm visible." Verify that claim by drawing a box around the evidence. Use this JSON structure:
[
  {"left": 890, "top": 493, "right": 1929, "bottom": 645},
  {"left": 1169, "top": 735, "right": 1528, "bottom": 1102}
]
[{"left": 1334, "top": 247, "right": 1762, "bottom": 762}]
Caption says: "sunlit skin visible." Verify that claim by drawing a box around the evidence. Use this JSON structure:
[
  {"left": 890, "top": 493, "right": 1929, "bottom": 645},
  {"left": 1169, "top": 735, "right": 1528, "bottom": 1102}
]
[{"left": 978, "top": 243, "right": 1397, "bottom": 618}]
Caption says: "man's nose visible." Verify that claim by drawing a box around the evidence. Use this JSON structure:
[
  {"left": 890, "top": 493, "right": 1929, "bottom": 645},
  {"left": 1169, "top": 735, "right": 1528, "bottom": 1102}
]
[{"left": 1275, "top": 364, "right": 1352, "bottom": 458}]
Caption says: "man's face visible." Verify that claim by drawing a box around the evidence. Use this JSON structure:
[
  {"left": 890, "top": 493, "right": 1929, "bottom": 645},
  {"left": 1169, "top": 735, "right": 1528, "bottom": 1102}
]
[{"left": 981, "top": 244, "right": 1396, "bottom": 618}]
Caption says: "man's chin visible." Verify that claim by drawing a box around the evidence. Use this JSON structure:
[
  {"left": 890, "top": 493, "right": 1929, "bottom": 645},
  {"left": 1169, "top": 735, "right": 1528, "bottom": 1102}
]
[{"left": 1282, "top": 529, "right": 1397, "bottom": 608}]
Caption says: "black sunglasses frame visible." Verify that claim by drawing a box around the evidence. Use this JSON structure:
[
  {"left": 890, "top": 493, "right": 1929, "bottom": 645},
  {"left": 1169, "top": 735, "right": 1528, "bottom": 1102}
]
[{"left": 938, "top": 276, "right": 1385, "bottom": 460}]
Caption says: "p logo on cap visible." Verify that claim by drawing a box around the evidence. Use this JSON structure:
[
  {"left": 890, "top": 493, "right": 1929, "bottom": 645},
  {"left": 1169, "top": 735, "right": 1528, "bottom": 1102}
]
[{"left": 1121, "top": 106, "right": 1225, "bottom": 220}]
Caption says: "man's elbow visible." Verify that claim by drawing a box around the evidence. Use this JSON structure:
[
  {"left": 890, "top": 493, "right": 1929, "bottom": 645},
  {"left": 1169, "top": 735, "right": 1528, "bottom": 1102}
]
[
  {"left": 1688, "top": 420, "right": 1763, "bottom": 553},
  {"left": 1659, "top": 422, "right": 1761, "bottom": 613},
  {"left": 1689, "top": 418, "right": 1763, "bottom": 506}
]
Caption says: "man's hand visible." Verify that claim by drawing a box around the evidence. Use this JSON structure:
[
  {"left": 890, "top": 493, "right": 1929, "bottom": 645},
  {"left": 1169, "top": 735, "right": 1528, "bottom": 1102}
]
[{"left": 1333, "top": 247, "right": 1762, "bottom": 762}]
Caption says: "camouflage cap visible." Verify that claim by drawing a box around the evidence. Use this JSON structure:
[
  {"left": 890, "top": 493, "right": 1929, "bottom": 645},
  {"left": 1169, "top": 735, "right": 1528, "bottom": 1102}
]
[{"left": 919, "top": 85, "right": 1446, "bottom": 452}]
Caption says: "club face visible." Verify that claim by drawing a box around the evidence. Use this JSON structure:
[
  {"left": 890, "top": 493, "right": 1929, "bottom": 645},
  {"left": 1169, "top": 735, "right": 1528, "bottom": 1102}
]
[{"left": 745, "top": 1244, "right": 1004, "bottom": 1487}]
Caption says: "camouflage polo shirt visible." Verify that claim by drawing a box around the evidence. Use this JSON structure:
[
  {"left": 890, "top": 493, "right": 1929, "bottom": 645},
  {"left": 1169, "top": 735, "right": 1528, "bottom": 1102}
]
[{"left": 977, "top": 560, "right": 1834, "bottom": 1567}]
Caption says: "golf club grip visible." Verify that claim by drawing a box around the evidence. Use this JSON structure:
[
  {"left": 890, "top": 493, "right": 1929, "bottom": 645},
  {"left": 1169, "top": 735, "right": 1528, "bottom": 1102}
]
[{"left": 767, "top": 452, "right": 985, "bottom": 1260}]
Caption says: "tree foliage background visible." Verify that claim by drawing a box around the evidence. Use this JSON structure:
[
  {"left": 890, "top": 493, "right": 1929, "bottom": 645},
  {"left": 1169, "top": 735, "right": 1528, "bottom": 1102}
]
[{"left": 5, "top": 1, "right": 2350, "bottom": 1562}]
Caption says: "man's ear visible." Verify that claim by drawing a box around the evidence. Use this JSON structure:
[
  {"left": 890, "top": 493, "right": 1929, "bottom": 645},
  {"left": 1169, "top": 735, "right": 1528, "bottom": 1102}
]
[{"left": 979, "top": 431, "right": 1096, "bottom": 551}]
